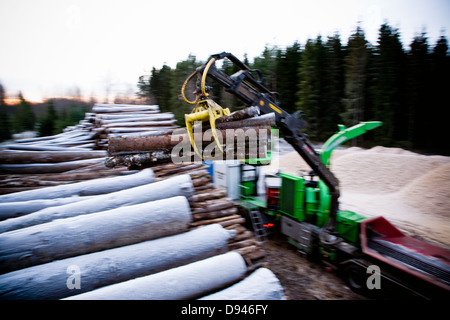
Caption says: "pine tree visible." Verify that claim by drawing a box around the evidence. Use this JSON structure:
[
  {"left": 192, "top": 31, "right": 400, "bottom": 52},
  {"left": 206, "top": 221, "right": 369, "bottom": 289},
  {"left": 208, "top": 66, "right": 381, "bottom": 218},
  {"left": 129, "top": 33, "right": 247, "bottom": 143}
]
[
  {"left": 323, "top": 33, "right": 345, "bottom": 135},
  {"left": 168, "top": 54, "right": 201, "bottom": 124},
  {"left": 251, "top": 45, "right": 279, "bottom": 93},
  {"left": 429, "top": 35, "right": 449, "bottom": 153},
  {"left": 297, "top": 38, "right": 321, "bottom": 139},
  {"left": 341, "top": 26, "right": 369, "bottom": 132},
  {"left": 38, "top": 99, "right": 58, "bottom": 137},
  {"left": 370, "top": 23, "right": 407, "bottom": 145},
  {"left": 14, "top": 92, "right": 35, "bottom": 132},
  {"left": 276, "top": 41, "right": 302, "bottom": 114},
  {"left": 407, "top": 33, "right": 430, "bottom": 148}
]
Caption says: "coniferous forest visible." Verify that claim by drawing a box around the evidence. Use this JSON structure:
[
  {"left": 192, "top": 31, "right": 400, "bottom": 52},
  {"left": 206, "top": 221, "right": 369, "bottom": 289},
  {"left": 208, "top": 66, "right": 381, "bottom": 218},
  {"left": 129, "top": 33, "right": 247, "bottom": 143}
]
[{"left": 137, "top": 23, "right": 450, "bottom": 155}]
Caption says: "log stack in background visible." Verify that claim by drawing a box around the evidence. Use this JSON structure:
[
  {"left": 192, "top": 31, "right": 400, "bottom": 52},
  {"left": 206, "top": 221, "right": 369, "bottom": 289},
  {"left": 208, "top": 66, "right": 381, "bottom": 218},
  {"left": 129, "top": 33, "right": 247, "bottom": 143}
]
[
  {"left": 0, "top": 104, "right": 177, "bottom": 194},
  {"left": 105, "top": 106, "right": 273, "bottom": 169},
  {"left": 0, "top": 103, "right": 283, "bottom": 300}
]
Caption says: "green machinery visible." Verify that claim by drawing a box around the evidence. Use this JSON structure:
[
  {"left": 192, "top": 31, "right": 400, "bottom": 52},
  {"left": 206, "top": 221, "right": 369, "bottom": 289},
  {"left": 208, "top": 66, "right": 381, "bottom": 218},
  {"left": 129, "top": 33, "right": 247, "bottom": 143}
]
[{"left": 239, "top": 121, "right": 381, "bottom": 249}]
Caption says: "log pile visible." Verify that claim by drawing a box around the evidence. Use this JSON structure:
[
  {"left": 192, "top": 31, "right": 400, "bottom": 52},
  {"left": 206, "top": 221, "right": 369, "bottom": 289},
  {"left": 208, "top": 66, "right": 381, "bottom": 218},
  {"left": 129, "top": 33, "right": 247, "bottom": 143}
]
[
  {"left": 91, "top": 104, "right": 178, "bottom": 150},
  {"left": 105, "top": 107, "right": 274, "bottom": 168},
  {"left": 0, "top": 103, "right": 284, "bottom": 300},
  {"left": 0, "top": 104, "right": 180, "bottom": 193},
  {"left": 0, "top": 165, "right": 281, "bottom": 300}
]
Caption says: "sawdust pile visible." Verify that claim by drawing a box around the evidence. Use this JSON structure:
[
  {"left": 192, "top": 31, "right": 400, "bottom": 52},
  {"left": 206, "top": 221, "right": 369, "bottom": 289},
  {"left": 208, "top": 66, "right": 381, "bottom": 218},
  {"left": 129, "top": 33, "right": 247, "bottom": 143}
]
[
  {"left": 331, "top": 148, "right": 450, "bottom": 194},
  {"left": 274, "top": 146, "right": 450, "bottom": 247},
  {"left": 398, "top": 162, "right": 450, "bottom": 219}
]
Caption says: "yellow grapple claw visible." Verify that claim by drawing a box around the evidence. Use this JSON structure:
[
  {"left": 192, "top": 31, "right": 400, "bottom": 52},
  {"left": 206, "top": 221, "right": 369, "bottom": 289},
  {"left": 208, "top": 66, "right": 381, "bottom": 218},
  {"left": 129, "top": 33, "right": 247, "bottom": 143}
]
[{"left": 185, "top": 98, "right": 230, "bottom": 159}]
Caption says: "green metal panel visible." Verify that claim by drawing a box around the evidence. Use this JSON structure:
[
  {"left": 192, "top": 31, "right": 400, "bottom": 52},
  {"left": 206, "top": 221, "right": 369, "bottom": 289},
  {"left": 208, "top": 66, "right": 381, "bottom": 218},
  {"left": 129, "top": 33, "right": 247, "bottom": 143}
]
[
  {"left": 279, "top": 173, "right": 305, "bottom": 221},
  {"left": 320, "top": 121, "right": 382, "bottom": 168},
  {"left": 336, "top": 210, "right": 367, "bottom": 245},
  {"left": 317, "top": 180, "right": 331, "bottom": 227},
  {"left": 240, "top": 180, "right": 256, "bottom": 196}
]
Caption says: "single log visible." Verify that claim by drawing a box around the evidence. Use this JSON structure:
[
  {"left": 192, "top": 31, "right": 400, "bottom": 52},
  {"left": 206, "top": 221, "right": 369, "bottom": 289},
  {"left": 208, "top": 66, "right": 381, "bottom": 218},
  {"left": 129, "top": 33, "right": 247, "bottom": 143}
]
[
  {"left": 215, "top": 106, "right": 260, "bottom": 123},
  {"left": 92, "top": 104, "right": 159, "bottom": 113},
  {"left": 192, "top": 207, "right": 238, "bottom": 222},
  {"left": 13, "top": 129, "right": 89, "bottom": 143},
  {"left": 191, "top": 214, "right": 242, "bottom": 228},
  {"left": 190, "top": 196, "right": 234, "bottom": 209},
  {"left": 194, "top": 183, "right": 214, "bottom": 191},
  {"left": 229, "top": 230, "right": 255, "bottom": 242},
  {"left": 154, "top": 163, "right": 204, "bottom": 177},
  {"left": 226, "top": 224, "right": 247, "bottom": 234},
  {"left": 219, "top": 217, "right": 246, "bottom": 228},
  {"left": 189, "top": 189, "right": 227, "bottom": 203},
  {"left": 105, "top": 126, "right": 178, "bottom": 133},
  {"left": 108, "top": 124, "right": 271, "bottom": 155},
  {"left": 2, "top": 144, "right": 93, "bottom": 152},
  {"left": 0, "top": 168, "right": 154, "bottom": 203},
  {"left": 96, "top": 112, "right": 174, "bottom": 121},
  {"left": 0, "top": 224, "right": 234, "bottom": 300},
  {"left": 0, "top": 158, "right": 105, "bottom": 174},
  {"left": 0, "top": 196, "right": 191, "bottom": 274},
  {"left": 0, "top": 167, "right": 130, "bottom": 183},
  {"left": 191, "top": 199, "right": 235, "bottom": 215},
  {"left": 104, "top": 151, "right": 172, "bottom": 168},
  {"left": 228, "top": 239, "right": 258, "bottom": 250},
  {"left": 103, "top": 120, "right": 177, "bottom": 128},
  {"left": 0, "top": 174, "right": 193, "bottom": 233},
  {"left": 199, "top": 267, "right": 285, "bottom": 300},
  {"left": 65, "top": 251, "right": 246, "bottom": 300},
  {"left": 0, "top": 196, "right": 94, "bottom": 221}
]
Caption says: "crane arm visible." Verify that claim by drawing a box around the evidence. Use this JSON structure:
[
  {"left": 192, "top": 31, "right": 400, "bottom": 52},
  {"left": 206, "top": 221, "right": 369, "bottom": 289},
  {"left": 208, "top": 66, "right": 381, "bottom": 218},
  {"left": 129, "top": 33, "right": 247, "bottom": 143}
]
[{"left": 183, "top": 52, "right": 340, "bottom": 235}]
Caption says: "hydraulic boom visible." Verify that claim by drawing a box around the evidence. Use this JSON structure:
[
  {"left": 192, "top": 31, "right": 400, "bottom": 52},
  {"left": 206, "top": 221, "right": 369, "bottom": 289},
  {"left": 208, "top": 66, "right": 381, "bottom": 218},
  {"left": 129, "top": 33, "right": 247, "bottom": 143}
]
[{"left": 182, "top": 52, "right": 340, "bottom": 237}]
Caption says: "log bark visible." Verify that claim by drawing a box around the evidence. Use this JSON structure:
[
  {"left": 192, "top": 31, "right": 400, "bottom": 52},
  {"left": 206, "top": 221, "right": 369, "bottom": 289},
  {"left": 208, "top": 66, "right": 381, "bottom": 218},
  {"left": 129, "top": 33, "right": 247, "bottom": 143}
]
[
  {"left": 108, "top": 125, "right": 271, "bottom": 155},
  {"left": 199, "top": 267, "right": 285, "bottom": 300},
  {"left": 0, "top": 158, "right": 105, "bottom": 174},
  {"left": 192, "top": 207, "right": 238, "bottom": 221},
  {"left": 92, "top": 104, "right": 159, "bottom": 113},
  {"left": 228, "top": 239, "right": 258, "bottom": 250},
  {"left": 96, "top": 112, "right": 174, "bottom": 121},
  {"left": 65, "top": 251, "right": 246, "bottom": 300},
  {"left": 0, "top": 196, "right": 94, "bottom": 221},
  {"left": 0, "top": 224, "right": 233, "bottom": 300},
  {"left": 0, "top": 174, "right": 193, "bottom": 233},
  {"left": 0, "top": 196, "right": 192, "bottom": 274},
  {"left": 0, "top": 168, "right": 154, "bottom": 203},
  {"left": 191, "top": 198, "right": 235, "bottom": 214},
  {"left": 104, "top": 151, "right": 172, "bottom": 168},
  {"left": 189, "top": 188, "right": 227, "bottom": 203},
  {"left": 0, "top": 150, "right": 107, "bottom": 164},
  {"left": 103, "top": 120, "right": 177, "bottom": 128},
  {"left": 219, "top": 217, "right": 246, "bottom": 228}
]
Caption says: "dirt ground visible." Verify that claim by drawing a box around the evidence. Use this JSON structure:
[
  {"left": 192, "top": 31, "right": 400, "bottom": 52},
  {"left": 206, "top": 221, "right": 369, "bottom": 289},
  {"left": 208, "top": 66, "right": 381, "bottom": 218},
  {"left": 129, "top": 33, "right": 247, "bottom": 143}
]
[{"left": 262, "top": 239, "right": 367, "bottom": 300}]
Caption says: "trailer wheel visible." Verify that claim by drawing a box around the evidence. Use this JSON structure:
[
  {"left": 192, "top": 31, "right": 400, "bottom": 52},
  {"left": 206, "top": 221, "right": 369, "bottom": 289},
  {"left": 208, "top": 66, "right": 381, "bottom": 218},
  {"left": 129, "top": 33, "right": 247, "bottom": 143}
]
[{"left": 343, "top": 263, "right": 367, "bottom": 295}]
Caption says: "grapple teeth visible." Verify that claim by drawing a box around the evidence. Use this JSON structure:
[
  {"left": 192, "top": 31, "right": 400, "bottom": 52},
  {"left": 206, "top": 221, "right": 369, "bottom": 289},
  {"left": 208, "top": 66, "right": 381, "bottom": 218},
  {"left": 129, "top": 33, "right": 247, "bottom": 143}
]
[{"left": 184, "top": 99, "right": 230, "bottom": 160}]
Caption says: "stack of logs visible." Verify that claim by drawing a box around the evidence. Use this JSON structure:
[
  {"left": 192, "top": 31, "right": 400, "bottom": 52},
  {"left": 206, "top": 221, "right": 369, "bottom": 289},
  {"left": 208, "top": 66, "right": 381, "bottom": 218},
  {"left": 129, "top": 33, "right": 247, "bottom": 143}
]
[
  {"left": 150, "top": 161, "right": 266, "bottom": 267},
  {"left": 0, "top": 103, "right": 179, "bottom": 193},
  {"left": 0, "top": 103, "right": 275, "bottom": 299},
  {"left": 0, "top": 150, "right": 126, "bottom": 194},
  {"left": 0, "top": 166, "right": 275, "bottom": 300},
  {"left": 91, "top": 104, "right": 178, "bottom": 150},
  {"left": 105, "top": 106, "right": 274, "bottom": 169}
]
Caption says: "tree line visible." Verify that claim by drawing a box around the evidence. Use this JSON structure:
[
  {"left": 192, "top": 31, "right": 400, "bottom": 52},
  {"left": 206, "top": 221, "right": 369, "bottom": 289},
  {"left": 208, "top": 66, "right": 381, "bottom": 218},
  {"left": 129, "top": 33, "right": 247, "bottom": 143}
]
[
  {"left": 0, "top": 85, "right": 92, "bottom": 141},
  {"left": 137, "top": 23, "right": 449, "bottom": 155}
]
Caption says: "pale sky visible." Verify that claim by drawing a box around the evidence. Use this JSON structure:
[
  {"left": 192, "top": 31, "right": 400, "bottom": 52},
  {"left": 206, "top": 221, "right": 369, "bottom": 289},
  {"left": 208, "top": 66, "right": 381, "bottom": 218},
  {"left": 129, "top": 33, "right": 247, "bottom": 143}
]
[{"left": 0, "top": 0, "right": 449, "bottom": 102}]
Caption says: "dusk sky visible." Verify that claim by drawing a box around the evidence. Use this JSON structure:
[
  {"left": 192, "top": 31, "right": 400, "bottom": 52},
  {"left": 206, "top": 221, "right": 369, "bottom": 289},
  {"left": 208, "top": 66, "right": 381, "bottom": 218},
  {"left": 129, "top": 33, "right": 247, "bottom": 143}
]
[{"left": 1, "top": 0, "right": 449, "bottom": 102}]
